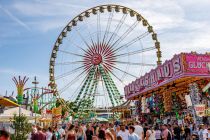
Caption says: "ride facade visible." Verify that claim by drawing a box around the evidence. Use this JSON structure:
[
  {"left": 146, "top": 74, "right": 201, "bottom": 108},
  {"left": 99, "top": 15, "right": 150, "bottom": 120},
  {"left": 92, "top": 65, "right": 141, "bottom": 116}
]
[{"left": 125, "top": 52, "right": 210, "bottom": 125}]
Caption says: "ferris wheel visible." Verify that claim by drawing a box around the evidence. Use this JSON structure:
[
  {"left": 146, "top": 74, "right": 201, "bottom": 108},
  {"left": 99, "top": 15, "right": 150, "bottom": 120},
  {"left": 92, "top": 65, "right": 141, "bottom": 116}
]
[{"left": 49, "top": 4, "right": 161, "bottom": 113}]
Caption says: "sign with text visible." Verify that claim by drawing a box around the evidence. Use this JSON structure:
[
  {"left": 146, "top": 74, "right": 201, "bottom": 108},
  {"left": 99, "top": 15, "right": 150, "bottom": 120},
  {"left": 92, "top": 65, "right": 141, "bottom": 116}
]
[
  {"left": 194, "top": 104, "right": 206, "bottom": 117},
  {"left": 125, "top": 53, "right": 210, "bottom": 99},
  {"left": 184, "top": 53, "right": 210, "bottom": 74}
]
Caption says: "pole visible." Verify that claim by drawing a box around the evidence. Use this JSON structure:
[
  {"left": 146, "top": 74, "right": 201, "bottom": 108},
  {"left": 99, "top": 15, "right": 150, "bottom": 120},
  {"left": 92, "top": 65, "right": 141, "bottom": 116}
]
[
  {"left": 35, "top": 111, "right": 37, "bottom": 124},
  {"left": 32, "top": 76, "right": 39, "bottom": 125}
]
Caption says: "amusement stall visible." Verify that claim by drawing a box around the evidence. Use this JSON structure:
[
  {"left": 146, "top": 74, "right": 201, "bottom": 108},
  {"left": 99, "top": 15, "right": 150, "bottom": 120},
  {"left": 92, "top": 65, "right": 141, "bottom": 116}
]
[{"left": 125, "top": 52, "right": 210, "bottom": 124}]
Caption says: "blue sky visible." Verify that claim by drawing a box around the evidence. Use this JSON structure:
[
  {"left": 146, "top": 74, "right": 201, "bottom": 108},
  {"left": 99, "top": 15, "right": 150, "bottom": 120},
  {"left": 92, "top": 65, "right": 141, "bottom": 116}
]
[{"left": 0, "top": 0, "right": 210, "bottom": 98}]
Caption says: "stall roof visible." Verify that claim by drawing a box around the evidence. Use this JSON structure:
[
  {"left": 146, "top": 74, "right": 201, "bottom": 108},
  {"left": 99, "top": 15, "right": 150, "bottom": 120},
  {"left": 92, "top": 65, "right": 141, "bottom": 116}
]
[
  {"left": 0, "top": 97, "right": 19, "bottom": 107},
  {"left": 111, "top": 100, "right": 131, "bottom": 112}
]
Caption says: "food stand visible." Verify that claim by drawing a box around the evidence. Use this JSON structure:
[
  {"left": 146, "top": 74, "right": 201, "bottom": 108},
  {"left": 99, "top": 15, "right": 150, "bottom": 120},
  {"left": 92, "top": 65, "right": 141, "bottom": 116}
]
[{"left": 124, "top": 52, "right": 210, "bottom": 124}]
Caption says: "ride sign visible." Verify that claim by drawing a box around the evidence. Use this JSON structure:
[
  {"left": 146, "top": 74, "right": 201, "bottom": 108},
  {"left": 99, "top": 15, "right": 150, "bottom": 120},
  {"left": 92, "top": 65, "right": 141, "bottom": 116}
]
[
  {"left": 125, "top": 53, "right": 210, "bottom": 99},
  {"left": 194, "top": 104, "right": 206, "bottom": 117}
]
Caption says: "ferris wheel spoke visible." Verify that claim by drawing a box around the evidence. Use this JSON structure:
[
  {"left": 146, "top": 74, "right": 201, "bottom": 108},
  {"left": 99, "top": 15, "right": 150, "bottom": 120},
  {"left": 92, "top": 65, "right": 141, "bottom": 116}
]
[
  {"left": 115, "top": 61, "right": 155, "bottom": 66},
  {"left": 102, "top": 10, "right": 114, "bottom": 44},
  {"left": 107, "top": 14, "right": 127, "bottom": 45},
  {"left": 68, "top": 38, "right": 91, "bottom": 55},
  {"left": 104, "top": 73, "right": 119, "bottom": 104},
  {"left": 113, "top": 31, "right": 149, "bottom": 53},
  {"left": 111, "top": 21, "right": 139, "bottom": 49},
  {"left": 77, "top": 72, "right": 95, "bottom": 107},
  {"left": 108, "top": 70, "right": 126, "bottom": 86},
  {"left": 79, "top": 68, "right": 97, "bottom": 101},
  {"left": 112, "top": 65, "right": 138, "bottom": 78},
  {"left": 55, "top": 65, "right": 85, "bottom": 80},
  {"left": 99, "top": 66, "right": 116, "bottom": 106},
  {"left": 68, "top": 70, "right": 92, "bottom": 102},
  {"left": 55, "top": 61, "right": 84, "bottom": 66},
  {"left": 97, "top": 12, "right": 101, "bottom": 44},
  {"left": 101, "top": 77, "right": 110, "bottom": 107},
  {"left": 59, "top": 50, "right": 84, "bottom": 57},
  {"left": 75, "top": 28, "right": 92, "bottom": 49},
  {"left": 85, "top": 75, "right": 97, "bottom": 104},
  {"left": 115, "top": 46, "right": 156, "bottom": 58},
  {"left": 86, "top": 23, "right": 97, "bottom": 47},
  {"left": 59, "top": 68, "right": 89, "bottom": 94}
]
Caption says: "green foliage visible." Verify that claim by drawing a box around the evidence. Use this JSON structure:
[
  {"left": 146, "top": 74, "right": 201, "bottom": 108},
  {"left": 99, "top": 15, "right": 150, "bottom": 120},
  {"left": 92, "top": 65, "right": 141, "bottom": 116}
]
[
  {"left": 56, "top": 98, "right": 77, "bottom": 115},
  {"left": 11, "top": 114, "right": 32, "bottom": 140}
]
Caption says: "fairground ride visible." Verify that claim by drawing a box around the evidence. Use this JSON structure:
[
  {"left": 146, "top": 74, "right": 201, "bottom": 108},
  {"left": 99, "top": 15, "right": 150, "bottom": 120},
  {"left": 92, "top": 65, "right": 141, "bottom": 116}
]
[{"left": 49, "top": 4, "right": 161, "bottom": 117}]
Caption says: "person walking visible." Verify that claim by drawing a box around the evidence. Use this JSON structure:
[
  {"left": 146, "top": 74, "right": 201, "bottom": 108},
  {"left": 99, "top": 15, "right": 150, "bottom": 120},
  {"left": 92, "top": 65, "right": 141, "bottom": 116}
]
[
  {"left": 36, "top": 126, "right": 47, "bottom": 140},
  {"left": 76, "top": 126, "right": 86, "bottom": 140},
  {"left": 65, "top": 125, "right": 76, "bottom": 140},
  {"left": 161, "top": 124, "right": 172, "bottom": 140},
  {"left": 115, "top": 125, "right": 121, "bottom": 136},
  {"left": 86, "top": 125, "right": 94, "bottom": 140},
  {"left": 52, "top": 126, "right": 61, "bottom": 140},
  {"left": 154, "top": 126, "right": 161, "bottom": 140},
  {"left": 105, "top": 131, "right": 114, "bottom": 140},
  {"left": 145, "top": 127, "right": 155, "bottom": 140},
  {"left": 0, "top": 130, "right": 10, "bottom": 140},
  {"left": 173, "top": 124, "right": 181, "bottom": 140},
  {"left": 110, "top": 128, "right": 117, "bottom": 140},
  {"left": 30, "top": 125, "right": 38, "bottom": 140},
  {"left": 46, "top": 127, "right": 53, "bottom": 140},
  {"left": 128, "top": 125, "right": 139, "bottom": 140},
  {"left": 98, "top": 129, "right": 106, "bottom": 140},
  {"left": 59, "top": 124, "right": 66, "bottom": 140},
  {"left": 117, "top": 124, "right": 129, "bottom": 140},
  {"left": 184, "top": 125, "right": 191, "bottom": 140},
  {"left": 133, "top": 121, "right": 144, "bottom": 140}
]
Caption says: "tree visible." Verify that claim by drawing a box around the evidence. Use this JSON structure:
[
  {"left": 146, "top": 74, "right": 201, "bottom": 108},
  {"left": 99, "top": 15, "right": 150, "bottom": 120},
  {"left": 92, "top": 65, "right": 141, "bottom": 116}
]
[{"left": 11, "top": 114, "right": 32, "bottom": 140}]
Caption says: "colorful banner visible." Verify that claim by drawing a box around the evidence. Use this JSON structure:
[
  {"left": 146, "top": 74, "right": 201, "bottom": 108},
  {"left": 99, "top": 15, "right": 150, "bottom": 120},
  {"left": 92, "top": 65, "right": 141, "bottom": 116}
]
[
  {"left": 52, "top": 106, "right": 62, "bottom": 116},
  {"left": 194, "top": 104, "right": 206, "bottom": 117},
  {"left": 185, "top": 95, "right": 192, "bottom": 107}
]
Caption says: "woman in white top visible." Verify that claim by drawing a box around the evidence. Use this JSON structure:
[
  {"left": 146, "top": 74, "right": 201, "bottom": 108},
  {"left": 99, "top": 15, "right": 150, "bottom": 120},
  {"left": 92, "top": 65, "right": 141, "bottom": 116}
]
[{"left": 145, "top": 128, "right": 156, "bottom": 140}]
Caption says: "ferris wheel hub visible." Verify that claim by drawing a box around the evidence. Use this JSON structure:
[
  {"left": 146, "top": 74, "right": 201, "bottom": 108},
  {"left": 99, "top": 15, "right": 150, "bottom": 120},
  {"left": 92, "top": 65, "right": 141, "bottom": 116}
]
[{"left": 91, "top": 53, "right": 102, "bottom": 65}]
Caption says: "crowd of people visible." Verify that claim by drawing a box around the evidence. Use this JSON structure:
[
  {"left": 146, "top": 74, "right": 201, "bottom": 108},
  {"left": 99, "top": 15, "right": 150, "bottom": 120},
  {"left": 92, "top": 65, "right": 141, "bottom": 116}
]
[{"left": 28, "top": 121, "right": 210, "bottom": 140}]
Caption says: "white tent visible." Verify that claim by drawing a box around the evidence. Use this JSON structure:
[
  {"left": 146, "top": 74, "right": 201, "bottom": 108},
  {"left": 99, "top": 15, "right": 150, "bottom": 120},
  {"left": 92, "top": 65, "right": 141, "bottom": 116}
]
[
  {"left": 0, "top": 107, "right": 40, "bottom": 122},
  {"left": 0, "top": 107, "right": 41, "bottom": 134}
]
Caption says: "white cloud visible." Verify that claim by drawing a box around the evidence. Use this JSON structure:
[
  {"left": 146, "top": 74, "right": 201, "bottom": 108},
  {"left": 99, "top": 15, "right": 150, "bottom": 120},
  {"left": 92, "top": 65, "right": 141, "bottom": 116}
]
[
  {"left": 12, "top": 1, "right": 86, "bottom": 17},
  {"left": 0, "top": 4, "right": 30, "bottom": 30}
]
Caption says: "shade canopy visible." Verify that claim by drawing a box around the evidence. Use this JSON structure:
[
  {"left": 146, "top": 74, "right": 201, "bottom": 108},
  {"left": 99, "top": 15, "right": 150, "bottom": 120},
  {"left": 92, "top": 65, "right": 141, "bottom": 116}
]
[
  {"left": 0, "top": 107, "right": 41, "bottom": 122},
  {"left": 111, "top": 100, "right": 131, "bottom": 112},
  {"left": 0, "top": 97, "right": 19, "bottom": 107},
  {"left": 95, "top": 117, "right": 109, "bottom": 122}
]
